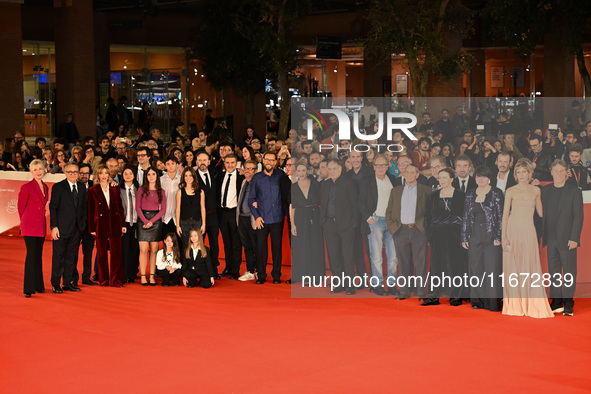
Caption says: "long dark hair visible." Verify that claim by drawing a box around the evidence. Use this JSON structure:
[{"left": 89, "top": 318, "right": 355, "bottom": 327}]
[
  {"left": 120, "top": 165, "right": 140, "bottom": 190},
  {"left": 141, "top": 166, "right": 163, "bottom": 203},
  {"left": 162, "top": 233, "right": 182, "bottom": 265},
  {"left": 242, "top": 145, "right": 256, "bottom": 163},
  {"left": 179, "top": 166, "right": 200, "bottom": 192}
]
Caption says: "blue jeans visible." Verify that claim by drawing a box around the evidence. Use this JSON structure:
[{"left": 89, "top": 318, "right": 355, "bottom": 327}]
[{"left": 367, "top": 216, "right": 397, "bottom": 287}]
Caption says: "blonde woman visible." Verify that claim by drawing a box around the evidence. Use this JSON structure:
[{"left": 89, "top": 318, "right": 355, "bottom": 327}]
[{"left": 501, "top": 158, "right": 553, "bottom": 318}]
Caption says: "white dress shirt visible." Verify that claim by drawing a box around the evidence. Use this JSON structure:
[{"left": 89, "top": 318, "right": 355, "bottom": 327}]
[
  {"left": 220, "top": 170, "right": 238, "bottom": 208},
  {"left": 374, "top": 175, "right": 393, "bottom": 217},
  {"left": 160, "top": 172, "right": 181, "bottom": 225}
]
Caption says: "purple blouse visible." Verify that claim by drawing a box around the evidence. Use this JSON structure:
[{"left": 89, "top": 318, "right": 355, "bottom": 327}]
[{"left": 136, "top": 189, "right": 166, "bottom": 225}]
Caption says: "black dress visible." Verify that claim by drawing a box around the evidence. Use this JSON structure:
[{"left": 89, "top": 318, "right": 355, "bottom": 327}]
[
  {"left": 426, "top": 189, "right": 465, "bottom": 301},
  {"left": 291, "top": 180, "right": 324, "bottom": 283},
  {"left": 468, "top": 202, "right": 502, "bottom": 311}
]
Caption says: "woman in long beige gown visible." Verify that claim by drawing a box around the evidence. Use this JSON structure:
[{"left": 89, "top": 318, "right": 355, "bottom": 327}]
[{"left": 501, "top": 159, "right": 553, "bottom": 318}]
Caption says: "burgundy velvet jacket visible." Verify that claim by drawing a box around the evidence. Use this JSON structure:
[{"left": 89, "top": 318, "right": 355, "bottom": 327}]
[{"left": 87, "top": 184, "right": 124, "bottom": 238}]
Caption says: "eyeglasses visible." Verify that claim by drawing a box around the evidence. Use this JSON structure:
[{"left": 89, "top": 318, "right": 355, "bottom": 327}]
[
  {"left": 85, "top": 150, "right": 93, "bottom": 154},
  {"left": 373, "top": 164, "right": 388, "bottom": 168},
  {"left": 244, "top": 167, "right": 256, "bottom": 171},
  {"left": 285, "top": 163, "right": 292, "bottom": 167},
  {"left": 65, "top": 171, "right": 79, "bottom": 175}
]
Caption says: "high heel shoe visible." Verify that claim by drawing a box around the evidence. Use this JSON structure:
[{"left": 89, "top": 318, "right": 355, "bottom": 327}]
[
  {"left": 141, "top": 275, "right": 148, "bottom": 286},
  {"left": 149, "top": 274, "right": 156, "bottom": 286}
]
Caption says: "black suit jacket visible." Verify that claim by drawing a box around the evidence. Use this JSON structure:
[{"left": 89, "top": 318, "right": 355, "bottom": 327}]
[
  {"left": 320, "top": 175, "right": 358, "bottom": 232},
  {"left": 49, "top": 179, "right": 87, "bottom": 237},
  {"left": 526, "top": 150, "right": 553, "bottom": 181},
  {"left": 490, "top": 169, "right": 517, "bottom": 191},
  {"left": 183, "top": 247, "right": 214, "bottom": 277},
  {"left": 452, "top": 176, "right": 477, "bottom": 192},
  {"left": 197, "top": 168, "right": 221, "bottom": 214},
  {"left": 217, "top": 170, "right": 245, "bottom": 208},
  {"left": 358, "top": 172, "right": 397, "bottom": 235},
  {"left": 541, "top": 183, "right": 584, "bottom": 249}
]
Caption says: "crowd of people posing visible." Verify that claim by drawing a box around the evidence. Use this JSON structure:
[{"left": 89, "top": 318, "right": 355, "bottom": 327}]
[
  {"left": 16, "top": 123, "right": 292, "bottom": 302},
  {"left": 11, "top": 108, "right": 587, "bottom": 319}
]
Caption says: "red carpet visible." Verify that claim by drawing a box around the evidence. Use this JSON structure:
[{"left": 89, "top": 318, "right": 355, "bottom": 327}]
[{"left": 1, "top": 235, "right": 590, "bottom": 392}]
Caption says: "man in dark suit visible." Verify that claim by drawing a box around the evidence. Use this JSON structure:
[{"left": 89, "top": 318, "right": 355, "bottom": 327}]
[
  {"left": 320, "top": 158, "right": 359, "bottom": 295},
  {"left": 196, "top": 151, "right": 221, "bottom": 279},
  {"left": 392, "top": 155, "right": 429, "bottom": 187},
  {"left": 490, "top": 151, "right": 516, "bottom": 193},
  {"left": 344, "top": 151, "right": 372, "bottom": 282},
  {"left": 217, "top": 154, "right": 244, "bottom": 279},
  {"left": 451, "top": 154, "right": 477, "bottom": 192},
  {"left": 386, "top": 164, "right": 432, "bottom": 301},
  {"left": 49, "top": 162, "right": 87, "bottom": 293},
  {"left": 542, "top": 160, "right": 584, "bottom": 317},
  {"left": 77, "top": 163, "right": 97, "bottom": 286},
  {"left": 527, "top": 134, "right": 553, "bottom": 182},
  {"left": 359, "top": 155, "right": 398, "bottom": 295}
]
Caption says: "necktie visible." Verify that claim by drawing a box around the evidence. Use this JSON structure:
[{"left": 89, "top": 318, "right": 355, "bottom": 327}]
[
  {"left": 222, "top": 173, "right": 231, "bottom": 208},
  {"left": 461, "top": 180, "right": 466, "bottom": 193},
  {"left": 205, "top": 173, "right": 210, "bottom": 188},
  {"left": 72, "top": 184, "right": 78, "bottom": 207},
  {"left": 128, "top": 188, "right": 134, "bottom": 223}
]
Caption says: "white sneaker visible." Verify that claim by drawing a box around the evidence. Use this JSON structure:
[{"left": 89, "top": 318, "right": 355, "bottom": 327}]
[{"left": 238, "top": 272, "right": 256, "bottom": 281}]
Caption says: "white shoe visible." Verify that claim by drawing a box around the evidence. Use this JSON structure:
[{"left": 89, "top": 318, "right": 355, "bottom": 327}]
[
  {"left": 551, "top": 307, "right": 564, "bottom": 313},
  {"left": 238, "top": 272, "right": 256, "bottom": 281}
]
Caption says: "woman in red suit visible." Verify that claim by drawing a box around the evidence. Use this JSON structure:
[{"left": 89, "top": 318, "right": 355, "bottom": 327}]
[
  {"left": 18, "top": 159, "right": 49, "bottom": 298},
  {"left": 88, "top": 164, "right": 126, "bottom": 287}
]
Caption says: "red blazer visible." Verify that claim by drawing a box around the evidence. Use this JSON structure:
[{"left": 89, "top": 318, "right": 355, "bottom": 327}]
[
  {"left": 88, "top": 184, "right": 124, "bottom": 238},
  {"left": 18, "top": 179, "right": 49, "bottom": 237}
]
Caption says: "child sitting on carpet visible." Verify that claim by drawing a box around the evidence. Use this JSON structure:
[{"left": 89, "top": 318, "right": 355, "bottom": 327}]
[
  {"left": 182, "top": 228, "right": 215, "bottom": 289},
  {"left": 155, "top": 233, "right": 183, "bottom": 287}
]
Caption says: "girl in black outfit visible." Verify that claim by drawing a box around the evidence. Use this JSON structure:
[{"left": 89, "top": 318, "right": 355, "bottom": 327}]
[
  {"left": 424, "top": 168, "right": 466, "bottom": 306},
  {"left": 175, "top": 167, "right": 206, "bottom": 249},
  {"left": 182, "top": 228, "right": 214, "bottom": 288}
]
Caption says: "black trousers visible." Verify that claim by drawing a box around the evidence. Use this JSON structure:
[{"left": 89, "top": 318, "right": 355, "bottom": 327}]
[
  {"left": 547, "top": 240, "right": 577, "bottom": 308},
  {"left": 238, "top": 215, "right": 257, "bottom": 274},
  {"left": 219, "top": 208, "right": 242, "bottom": 276},
  {"left": 204, "top": 213, "right": 220, "bottom": 271},
  {"left": 429, "top": 226, "right": 465, "bottom": 299},
  {"left": 467, "top": 224, "right": 502, "bottom": 311},
  {"left": 185, "top": 267, "right": 212, "bottom": 288},
  {"left": 76, "top": 231, "right": 95, "bottom": 283},
  {"left": 157, "top": 268, "right": 182, "bottom": 285},
  {"left": 352, "top": 227, "right": 368, "bottom": 277},
  {"left": 323, "top": 219, "right": 355, "bottom": 285},
  {"left": 23, "top": 236, "right": 45, "bottom": 294},
  {"left": 393, "top": 226, "right": 428, "bottom": 298},
  {"left": 255, "top": 220, "right": 283, "bottom": 281},
  {"left": 121, "top": 222, "right": 140, "bottom": 281},
  {"left": 51, "top": 230, "right": 81, "bottom": 287}
]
